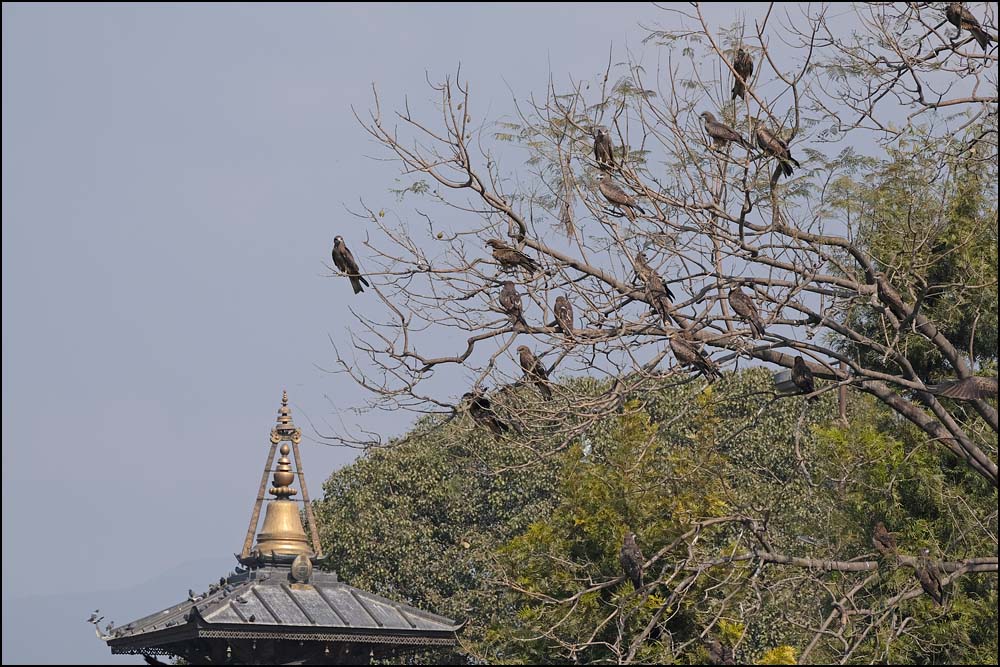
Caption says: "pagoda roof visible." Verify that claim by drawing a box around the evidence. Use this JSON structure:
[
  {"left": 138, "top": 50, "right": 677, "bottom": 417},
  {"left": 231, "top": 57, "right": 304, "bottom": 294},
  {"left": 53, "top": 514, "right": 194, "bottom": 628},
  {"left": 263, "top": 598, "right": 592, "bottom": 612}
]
[
  {"left": 100, "top": 392, "right": 464, "bottom": 661},
  {"left": 106, "top": 565, "right": 462, "bottom": 655}
]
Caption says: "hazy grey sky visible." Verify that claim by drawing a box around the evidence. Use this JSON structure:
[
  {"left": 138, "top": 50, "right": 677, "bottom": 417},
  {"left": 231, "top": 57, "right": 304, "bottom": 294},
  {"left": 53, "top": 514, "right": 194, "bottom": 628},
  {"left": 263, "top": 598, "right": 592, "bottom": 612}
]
[{"left": 1, "top": 2, "right": 788, "bottom": 662}]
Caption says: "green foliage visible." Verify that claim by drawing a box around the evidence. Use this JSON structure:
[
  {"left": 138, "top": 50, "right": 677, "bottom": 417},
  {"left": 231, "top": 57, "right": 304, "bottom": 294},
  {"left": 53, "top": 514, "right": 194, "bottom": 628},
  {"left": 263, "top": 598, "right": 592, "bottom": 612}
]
[
  {"left": 314, "top": 367, "right": 996, "bottom": 664},
  {"left": 312, "top": 413, "right": 563, "bottom": 663},
  {"left": 832, "top": 129, "right": 999, "bottom": 383},
  {"left": 757, "top": 645, "right": 797, "bottom": 665}
]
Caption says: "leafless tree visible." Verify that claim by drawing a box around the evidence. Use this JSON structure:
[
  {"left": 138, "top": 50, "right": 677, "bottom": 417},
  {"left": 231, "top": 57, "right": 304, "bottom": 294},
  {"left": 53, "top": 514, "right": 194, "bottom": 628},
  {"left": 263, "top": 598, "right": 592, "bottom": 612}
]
[{"left": 322, "top": 2, "right": 997, "bottom": 662}]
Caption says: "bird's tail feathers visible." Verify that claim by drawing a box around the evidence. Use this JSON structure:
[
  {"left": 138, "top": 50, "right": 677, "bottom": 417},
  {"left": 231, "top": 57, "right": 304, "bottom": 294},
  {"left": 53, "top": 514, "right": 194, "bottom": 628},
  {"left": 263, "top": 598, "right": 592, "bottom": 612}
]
[{"left": 971, "top": 26, "right": 991, "bottom": 50}]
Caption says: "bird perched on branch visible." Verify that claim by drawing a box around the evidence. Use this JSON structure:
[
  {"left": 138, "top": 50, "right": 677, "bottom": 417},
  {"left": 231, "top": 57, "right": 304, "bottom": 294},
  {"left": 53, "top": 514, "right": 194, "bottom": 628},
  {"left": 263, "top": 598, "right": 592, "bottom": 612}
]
[
  {"left": 925, "top": 376, "right": 998, "bottom": 401},
  {"left": 645, "top": 277, "right": 677, "bottom": 327},
  {"left": 634, "top": 252, "right": 677, "bottom": 325},
  {"left": 872, "top": 521, "right": 897, "bottom": 557},
  {"left": 462, "top": 390, "right": 509, "bottom": 436},
  {"left": 592, "top": 126, "right": 615, "bottom": 171},
  {"left": 732, "top": 48, "right": 754, "bottom": 101},
  {"left": 486, "top": 239, "right": 540, "bottom": 274},
  {"left": 707, "top": 639, "right": 736, "bottom": 665},
  {"left": 499, "top": 281, "right": 528, "bottom": 329},
  {"left": 331, "top": 236, "right": 370, "bottom": 295},
  {"left": 518, "top": 346, "right": 553, "bottom": 399},
  {"left": 620, "top": 531, "right": 644, "bottom": 590},
  {"left": 728, "top": 287, "right": 765, "bottom": 338},
  {"left": 791, "top": 356, "right": 817, "bottom": 402},
  {"left": 701, "top": 111, "right": 750, "bottom": 150},
  {"left": 599, "top": 175, "right": 646, "bottom": 221},
  {"left": 632, "top": 252, "right": 675, "bottom": 299},
  {"left": 945, "top": 3, "right": 993, "bottom": 50},
  {"left": 874, "top": 272, "right": 909, "bottom": 319},
  {"left": 916, "top": 548, "right": 946, "bottom": 606},
  {"left": 670, "top": 332, "right": 721, "bottom": 382},
  {"left": 553, "top": 295, "right": 574, "bottom": 338},
  {"left": 755, "top": 126, "right": 800, "bottom": 179}
]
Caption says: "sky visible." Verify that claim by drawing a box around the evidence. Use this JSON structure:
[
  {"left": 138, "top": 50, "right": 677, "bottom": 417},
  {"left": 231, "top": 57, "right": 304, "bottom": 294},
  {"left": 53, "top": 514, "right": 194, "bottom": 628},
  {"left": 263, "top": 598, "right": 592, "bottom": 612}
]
[{"left": 1, "top": 2, "right": 717, "bottom": 662}]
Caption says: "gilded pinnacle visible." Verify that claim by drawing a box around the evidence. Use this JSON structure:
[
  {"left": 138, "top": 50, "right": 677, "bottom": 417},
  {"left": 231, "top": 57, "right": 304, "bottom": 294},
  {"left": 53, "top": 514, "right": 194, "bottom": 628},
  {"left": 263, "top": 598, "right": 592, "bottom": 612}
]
[
  {"left": 269, "top": 443, "right": 298, "bottom": 500},
  {"left": 274, "top": 390, "right": 299, "bottom": 439},
  {"left": 243, "top": 390, "right": 315, "bottom": 561}
]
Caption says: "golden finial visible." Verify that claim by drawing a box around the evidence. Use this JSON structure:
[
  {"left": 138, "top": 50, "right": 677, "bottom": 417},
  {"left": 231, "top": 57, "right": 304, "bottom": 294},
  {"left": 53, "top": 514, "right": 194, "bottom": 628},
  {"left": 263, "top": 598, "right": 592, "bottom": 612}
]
[
  {"left": 272, "top": 390, "right": 300, "bottom": 442},
  {"left": 241, "top": 389, "right": 319, "bottom": 561},
  {"left": 269, "top": 443, "right": 297, "bottom": 499}
]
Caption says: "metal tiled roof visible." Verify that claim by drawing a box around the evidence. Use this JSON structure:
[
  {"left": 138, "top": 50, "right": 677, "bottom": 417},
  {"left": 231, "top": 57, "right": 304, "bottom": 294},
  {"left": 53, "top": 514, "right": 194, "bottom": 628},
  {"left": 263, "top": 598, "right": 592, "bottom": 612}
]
[{"left": 106, "top": 566, "right": 462, "bottom": 654}]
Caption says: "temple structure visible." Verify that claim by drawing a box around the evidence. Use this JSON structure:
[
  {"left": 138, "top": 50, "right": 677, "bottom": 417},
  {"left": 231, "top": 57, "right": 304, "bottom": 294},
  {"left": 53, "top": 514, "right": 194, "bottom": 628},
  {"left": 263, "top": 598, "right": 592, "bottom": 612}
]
[{"left": 101, "top": 392, "right": 463, "bottom": 664}]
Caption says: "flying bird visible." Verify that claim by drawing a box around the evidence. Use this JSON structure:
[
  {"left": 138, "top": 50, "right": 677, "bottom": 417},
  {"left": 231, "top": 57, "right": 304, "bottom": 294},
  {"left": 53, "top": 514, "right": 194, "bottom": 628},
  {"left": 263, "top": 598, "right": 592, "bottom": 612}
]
[
  {"left": 732, "top": 48, "right": 754, "bottom": 100},
  {"left": 518, "top": 346, "right": 553, "bottom": 400},
  {"left": 499, "top": 281, "right": 528, "bottom": 329},
  {"left": 553, "top": 295, "right": 574, "bottom": 337},
  {"left": 462, "top": 390, "right": 509, "bottom": 436},
  {"left": 143, "top": 655, "right": 167, "bottom": 666},
  {"left": 331, "top": 236, "right": 370, "bottom": 295},
  {"left": 701, "top": 111, "right": 750, "bottom": 150},
  {"left": 791, "top": 356, "right": 817, "bottom": 402},
  {"left": 946, "top": 3, "right": 993, "bottom": 50},
  {"left": 592, "top": 126, "right": 615, "bottom": 170},
  {"left": 727, "top": 287, "right": 765, "bottom": 338},
  {"left": 872, "top": 521, "right": 897, "bottom": 556},
  {"left": 87, "top": 610, "right": 101, "bottom": 624},
  {"left": 916, "top": 548, "right": 945, "bottom": 606},
  {"left": 620, "top": 531, "right": 644, "bottom": 590},
  {"left": 599, "top": 175, "right": 646, "bottom": 221},
  {"left": 485, "top": 239, "right": 541, "bottom": 274},
  {"left": 926, "top": 376, "right": 998, "bottom": 401},
  {"left": 670, "top": 332, "right": 721, "bottom": 382},
  {"left": 755, "top": 126, "right": 801, "bottom": 179}
]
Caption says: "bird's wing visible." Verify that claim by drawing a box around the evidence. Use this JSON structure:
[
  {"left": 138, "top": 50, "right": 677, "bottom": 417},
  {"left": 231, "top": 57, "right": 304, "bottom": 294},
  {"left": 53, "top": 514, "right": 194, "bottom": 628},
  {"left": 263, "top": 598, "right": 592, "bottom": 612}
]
[{"left": 931, "top": 377, "right": 998, "bottom": 400}]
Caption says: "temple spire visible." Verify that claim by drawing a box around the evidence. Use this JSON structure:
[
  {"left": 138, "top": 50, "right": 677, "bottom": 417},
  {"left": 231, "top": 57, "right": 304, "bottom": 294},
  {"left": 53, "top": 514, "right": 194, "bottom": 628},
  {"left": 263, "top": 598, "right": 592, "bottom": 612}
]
[{"left": 239, "top": 391, "right": 323, "bottom": 563}]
